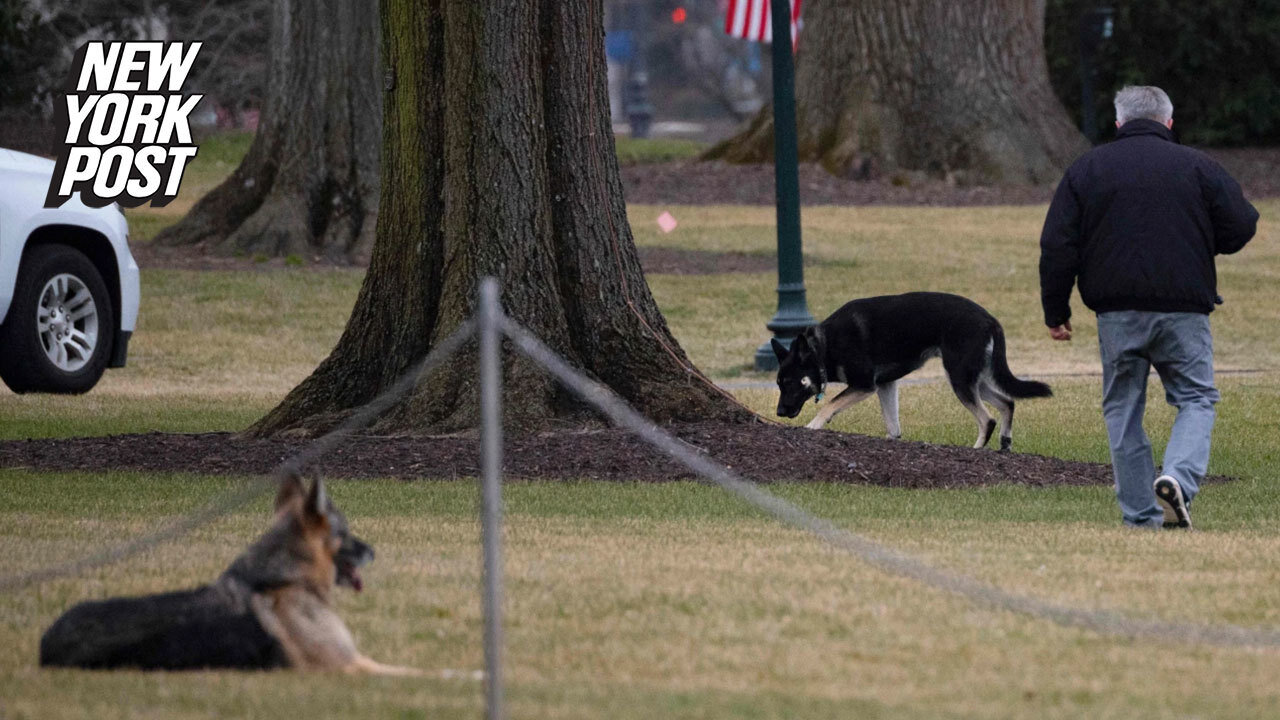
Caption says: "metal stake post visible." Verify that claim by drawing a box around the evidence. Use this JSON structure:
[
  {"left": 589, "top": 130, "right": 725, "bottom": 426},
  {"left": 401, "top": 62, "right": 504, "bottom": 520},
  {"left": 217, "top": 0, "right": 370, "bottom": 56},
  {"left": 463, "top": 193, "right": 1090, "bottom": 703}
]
[
  {"left": 754, "top": 0, "right": 815, "bottom": 371},
  {"left": 478, "top": 278, "right": 505, "bottom": 720}
]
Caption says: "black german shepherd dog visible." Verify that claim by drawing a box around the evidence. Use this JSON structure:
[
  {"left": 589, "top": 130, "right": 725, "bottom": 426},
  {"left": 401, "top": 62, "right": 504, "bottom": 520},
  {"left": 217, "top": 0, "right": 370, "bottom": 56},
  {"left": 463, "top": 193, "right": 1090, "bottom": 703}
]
[{"left": 772, "top": 292, "right": 1051, "bottom": 450}]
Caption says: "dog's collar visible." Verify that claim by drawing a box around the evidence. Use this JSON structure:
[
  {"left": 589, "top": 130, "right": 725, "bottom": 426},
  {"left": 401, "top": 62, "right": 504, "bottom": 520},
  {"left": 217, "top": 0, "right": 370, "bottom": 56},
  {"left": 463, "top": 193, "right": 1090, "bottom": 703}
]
[{"left": 808, "top": 325, "right": 828, "bottom": 403}]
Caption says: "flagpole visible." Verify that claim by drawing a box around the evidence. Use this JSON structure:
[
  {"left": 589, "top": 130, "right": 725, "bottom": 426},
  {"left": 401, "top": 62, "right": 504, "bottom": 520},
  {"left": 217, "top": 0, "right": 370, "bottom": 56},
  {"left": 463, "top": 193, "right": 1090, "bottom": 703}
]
[{"left": 754, "top": 0, "right": 815, "bottom": 371}]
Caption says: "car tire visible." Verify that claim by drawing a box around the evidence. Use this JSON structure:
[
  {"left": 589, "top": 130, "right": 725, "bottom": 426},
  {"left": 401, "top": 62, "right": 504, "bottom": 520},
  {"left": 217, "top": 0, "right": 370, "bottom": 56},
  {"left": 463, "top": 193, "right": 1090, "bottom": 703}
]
[{"left": 0, "top": 244, "right": 115, "bottom": 393}]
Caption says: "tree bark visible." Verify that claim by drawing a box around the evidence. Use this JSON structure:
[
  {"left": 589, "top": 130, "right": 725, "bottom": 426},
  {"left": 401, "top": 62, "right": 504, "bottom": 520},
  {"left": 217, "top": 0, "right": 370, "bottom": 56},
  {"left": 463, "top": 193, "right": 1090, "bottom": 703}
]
[
  {"left": 706, "top": 0, "right": 1089, "bottom": 184},
  {"left": 251, "top": 0, "right": 749, "bottom": 437},
  {"left": 154, "top": 0, "right": 380, "bottom": 261}
]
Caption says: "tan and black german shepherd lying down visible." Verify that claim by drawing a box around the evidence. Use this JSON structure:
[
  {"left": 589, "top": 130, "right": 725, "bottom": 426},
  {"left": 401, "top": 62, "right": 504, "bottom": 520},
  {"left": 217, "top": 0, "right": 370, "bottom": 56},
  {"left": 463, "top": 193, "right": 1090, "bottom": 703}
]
[{"left": 40, "top": 470, "right": 419, "bottom": 675}]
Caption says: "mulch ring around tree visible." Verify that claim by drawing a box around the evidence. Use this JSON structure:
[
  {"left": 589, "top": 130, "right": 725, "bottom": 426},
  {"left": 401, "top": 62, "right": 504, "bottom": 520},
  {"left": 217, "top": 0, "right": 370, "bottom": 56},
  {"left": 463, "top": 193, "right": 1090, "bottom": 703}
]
[
  {"left": 0, "top": 421, "right": 1231, "bottom": 488},
  {"left": 621, "top": 161, "right": 1057, "bottom": 207}
]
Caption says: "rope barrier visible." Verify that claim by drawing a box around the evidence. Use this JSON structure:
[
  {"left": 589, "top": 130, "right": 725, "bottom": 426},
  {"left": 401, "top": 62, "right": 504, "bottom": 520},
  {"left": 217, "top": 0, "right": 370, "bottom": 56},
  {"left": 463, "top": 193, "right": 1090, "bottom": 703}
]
[
  {"left": 499, "top": 312, "right": 1280, "bottom": 650},
  {"left": 7, "top": 300, "right": 1280, "bottom": 651},
  {"left": 0, "top": 321, "right": 475, "bottom": 594}
]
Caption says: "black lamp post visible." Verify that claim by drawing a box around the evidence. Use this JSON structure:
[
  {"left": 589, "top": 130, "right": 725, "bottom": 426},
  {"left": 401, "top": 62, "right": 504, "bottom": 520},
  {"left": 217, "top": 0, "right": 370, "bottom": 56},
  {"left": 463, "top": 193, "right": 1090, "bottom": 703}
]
[{"left": 753, "top": 0, "right": 815, "bottom": 372}]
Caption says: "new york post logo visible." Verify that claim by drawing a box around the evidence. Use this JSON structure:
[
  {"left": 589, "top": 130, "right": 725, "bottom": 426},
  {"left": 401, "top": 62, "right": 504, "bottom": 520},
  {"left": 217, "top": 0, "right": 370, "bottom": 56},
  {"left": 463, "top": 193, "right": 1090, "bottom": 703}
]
[{"left": 44, "top": 41, "right": 203, "bottom": 209}]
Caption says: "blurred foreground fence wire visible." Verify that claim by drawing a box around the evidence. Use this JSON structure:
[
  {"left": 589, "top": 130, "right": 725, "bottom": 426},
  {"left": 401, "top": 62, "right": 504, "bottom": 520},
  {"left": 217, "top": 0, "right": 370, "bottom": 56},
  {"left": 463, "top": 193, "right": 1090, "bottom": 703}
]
[{"left": 0, "top": 321, "right": 475, "bottom": 594}]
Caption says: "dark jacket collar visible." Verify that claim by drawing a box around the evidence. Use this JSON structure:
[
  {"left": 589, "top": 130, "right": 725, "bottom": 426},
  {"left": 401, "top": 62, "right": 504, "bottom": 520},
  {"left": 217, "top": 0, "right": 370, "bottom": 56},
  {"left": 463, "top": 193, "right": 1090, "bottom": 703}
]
[{"left": 1115, "top": 118, "right": 1176, "bottom": 143}]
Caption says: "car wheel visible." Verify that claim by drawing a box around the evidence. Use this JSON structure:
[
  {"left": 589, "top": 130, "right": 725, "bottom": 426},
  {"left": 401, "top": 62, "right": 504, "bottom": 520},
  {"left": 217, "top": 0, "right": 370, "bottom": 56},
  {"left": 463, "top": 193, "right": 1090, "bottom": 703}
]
[{"left": 0, "top": 244, "right": 115, "bottom": 393}]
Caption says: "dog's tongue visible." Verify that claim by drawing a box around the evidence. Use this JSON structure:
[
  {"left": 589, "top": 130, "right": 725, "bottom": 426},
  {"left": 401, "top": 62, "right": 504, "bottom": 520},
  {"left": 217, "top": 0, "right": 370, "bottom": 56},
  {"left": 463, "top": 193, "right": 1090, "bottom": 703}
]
[{"left": 351, "top": 569, "right": 363, "bottom": 592}]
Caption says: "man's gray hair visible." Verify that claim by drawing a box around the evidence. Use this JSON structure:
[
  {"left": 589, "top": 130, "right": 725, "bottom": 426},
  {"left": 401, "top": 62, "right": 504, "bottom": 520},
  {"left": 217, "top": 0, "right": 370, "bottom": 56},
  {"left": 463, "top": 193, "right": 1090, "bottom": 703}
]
[{"left": 1114, "top": 86, "right": 1173, "bottom": 125}]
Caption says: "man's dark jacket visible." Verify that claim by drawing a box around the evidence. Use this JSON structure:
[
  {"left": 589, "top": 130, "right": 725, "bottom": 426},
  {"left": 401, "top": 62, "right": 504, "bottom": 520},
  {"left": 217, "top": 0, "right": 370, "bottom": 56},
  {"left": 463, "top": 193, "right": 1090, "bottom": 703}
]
[{"left": 1039, "top": 119, "right": 1259, "bottom": 328}]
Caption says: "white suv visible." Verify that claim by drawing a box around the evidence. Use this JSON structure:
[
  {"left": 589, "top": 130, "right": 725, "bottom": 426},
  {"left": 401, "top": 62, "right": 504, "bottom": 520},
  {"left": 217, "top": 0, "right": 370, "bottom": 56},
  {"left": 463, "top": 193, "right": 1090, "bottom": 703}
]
[{"left": 0, "top": 148, "right": 140, "bottom": 393}]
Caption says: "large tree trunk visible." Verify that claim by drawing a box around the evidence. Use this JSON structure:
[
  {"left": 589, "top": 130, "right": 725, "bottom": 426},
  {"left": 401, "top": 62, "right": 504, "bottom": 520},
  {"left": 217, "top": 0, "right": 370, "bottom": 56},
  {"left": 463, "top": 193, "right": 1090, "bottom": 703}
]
[
  {"left": 154, "top": 0, "right": 380, "bottom": 261},
  {"left": 252, "top": 0, "right": 749, "bottom": 437},
  {"left": 706, "top": 0, "right": 1089, "bottom": 184}
]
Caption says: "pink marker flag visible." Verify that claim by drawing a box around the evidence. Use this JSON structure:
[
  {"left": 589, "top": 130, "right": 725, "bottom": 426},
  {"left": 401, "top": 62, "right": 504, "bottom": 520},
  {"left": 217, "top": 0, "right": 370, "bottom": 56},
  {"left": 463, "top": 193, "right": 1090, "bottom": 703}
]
[{"left": 657, "top": 211, "right": 678, "bottom": 234}]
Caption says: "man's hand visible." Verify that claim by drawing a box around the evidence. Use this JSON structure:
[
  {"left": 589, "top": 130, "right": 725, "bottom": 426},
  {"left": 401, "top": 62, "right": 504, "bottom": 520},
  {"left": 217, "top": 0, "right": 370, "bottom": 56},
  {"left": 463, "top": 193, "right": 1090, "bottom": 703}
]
[{"left": 1049, "top": 321, "right": 1073, "bottom": 341}]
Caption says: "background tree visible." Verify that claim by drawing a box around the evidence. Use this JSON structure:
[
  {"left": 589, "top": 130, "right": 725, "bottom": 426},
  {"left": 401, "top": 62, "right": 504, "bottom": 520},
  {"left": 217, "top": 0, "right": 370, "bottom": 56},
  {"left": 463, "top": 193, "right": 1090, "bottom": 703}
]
[
  {"left": 706, "top": 0, "right": 1090, "bottom": 184},
  {"left": 1045, "top": 0, "right": 1280, "bottom": 146},
  {"left": 0, "top": 0, "right": 269, "bottom": 156},
  {"left": 153, "top": 0, "right": 380, "bottom": 261},
  {"left": 253, "top": 0, "right": 747, "bottom": 436}
]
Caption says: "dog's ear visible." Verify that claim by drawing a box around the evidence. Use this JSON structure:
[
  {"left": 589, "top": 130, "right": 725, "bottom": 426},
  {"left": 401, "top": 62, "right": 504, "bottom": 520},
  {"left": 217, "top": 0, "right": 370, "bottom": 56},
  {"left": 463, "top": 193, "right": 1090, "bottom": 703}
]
[
  {"left": 274, "top": 469, "right": 305, "bottom": 513},
  {"left": 791, "top": 334, "right": 810, "bottom": 358},
  {"left": 305, "top": 474, "right": 329, "bottom": 521},
  {"left": 770, "top": 337, "right": 789, "bottom": 362}
]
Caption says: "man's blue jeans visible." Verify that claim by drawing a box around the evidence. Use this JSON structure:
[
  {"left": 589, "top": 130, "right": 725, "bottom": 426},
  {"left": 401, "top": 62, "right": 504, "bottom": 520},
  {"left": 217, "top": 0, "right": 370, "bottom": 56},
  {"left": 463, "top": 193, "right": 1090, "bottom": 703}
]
[{"left": 1097, "top": 311, "right": 1219, "bottom": 527}]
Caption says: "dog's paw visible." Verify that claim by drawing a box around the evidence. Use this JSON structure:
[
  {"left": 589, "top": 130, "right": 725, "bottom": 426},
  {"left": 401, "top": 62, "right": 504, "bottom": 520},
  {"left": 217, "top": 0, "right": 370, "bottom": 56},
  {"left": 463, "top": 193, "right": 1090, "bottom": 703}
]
[
  {"left": 999, "top": 436, "right": 1012, "bottom": 452},
  {"left": 805, "top": 419, "right": 825, "bottom": 430}
]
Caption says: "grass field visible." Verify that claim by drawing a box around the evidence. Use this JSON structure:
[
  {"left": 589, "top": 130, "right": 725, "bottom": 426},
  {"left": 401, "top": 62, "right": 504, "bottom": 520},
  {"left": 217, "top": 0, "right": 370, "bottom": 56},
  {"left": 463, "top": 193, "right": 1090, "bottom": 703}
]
[{"left": 1, "top": 133, "right": 1279, "bottom": 718}]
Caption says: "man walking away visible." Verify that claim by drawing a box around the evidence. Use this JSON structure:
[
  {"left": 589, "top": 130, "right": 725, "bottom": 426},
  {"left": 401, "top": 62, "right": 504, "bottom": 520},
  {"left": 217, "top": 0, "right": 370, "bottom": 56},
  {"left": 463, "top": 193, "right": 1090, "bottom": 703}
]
[{"left": 1039, "top": 85, "right": 1258, "bottom": 529}]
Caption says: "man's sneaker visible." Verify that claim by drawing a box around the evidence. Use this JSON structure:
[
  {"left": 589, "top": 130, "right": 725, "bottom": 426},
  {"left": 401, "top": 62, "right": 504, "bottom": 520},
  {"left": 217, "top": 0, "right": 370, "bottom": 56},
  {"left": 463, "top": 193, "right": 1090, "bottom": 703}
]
[{"left": 1154, "top": 475, "right": 1192, "bottom": 529}]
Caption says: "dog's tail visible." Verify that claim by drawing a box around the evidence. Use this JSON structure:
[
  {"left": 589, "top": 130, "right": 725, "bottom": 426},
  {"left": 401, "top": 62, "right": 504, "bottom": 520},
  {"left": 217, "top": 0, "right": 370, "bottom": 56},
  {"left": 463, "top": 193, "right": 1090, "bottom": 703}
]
[{"left": 990, "top": 326, "right": 1052, "bottom": 399}]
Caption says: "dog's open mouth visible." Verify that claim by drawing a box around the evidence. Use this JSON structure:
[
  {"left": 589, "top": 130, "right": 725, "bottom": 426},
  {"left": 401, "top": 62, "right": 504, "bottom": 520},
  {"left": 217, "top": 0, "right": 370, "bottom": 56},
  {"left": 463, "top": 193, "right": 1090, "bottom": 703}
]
[{"left": 337, "top": 561, "right": 364, "bottom": 592}]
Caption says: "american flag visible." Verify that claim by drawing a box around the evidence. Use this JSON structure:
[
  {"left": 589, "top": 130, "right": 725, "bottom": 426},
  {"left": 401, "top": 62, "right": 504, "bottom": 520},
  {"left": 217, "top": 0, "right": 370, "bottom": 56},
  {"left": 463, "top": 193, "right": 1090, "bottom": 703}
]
[{"left": 724, "top": 0, "right": 803, "bottom": 44}]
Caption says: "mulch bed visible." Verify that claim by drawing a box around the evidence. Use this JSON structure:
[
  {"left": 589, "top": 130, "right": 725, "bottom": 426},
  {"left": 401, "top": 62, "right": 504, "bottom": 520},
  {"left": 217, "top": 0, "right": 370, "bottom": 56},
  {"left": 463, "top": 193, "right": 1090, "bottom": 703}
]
[
  {"left": 619, "top": 148, "right": 1280, "bottom": 207},
  {"left": 621, "top": 161, "right": 1057, "bottom": 207},
  {"left": 0, "top": 422, "right": 1227, "bottom": 488}
]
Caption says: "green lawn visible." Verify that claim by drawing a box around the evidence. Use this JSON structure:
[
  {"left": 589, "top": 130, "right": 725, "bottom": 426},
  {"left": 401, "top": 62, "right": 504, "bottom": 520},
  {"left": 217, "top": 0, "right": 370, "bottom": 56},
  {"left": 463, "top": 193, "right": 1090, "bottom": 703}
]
[
  {"left": 613, "top": 135, "right": 706, "bottom": 164},
  {"left": 1, "top": 132, "right": 1279, "bottom": 718},
  {"left": 4, "top": 475, "right": 1280, "bottom": 719}
]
